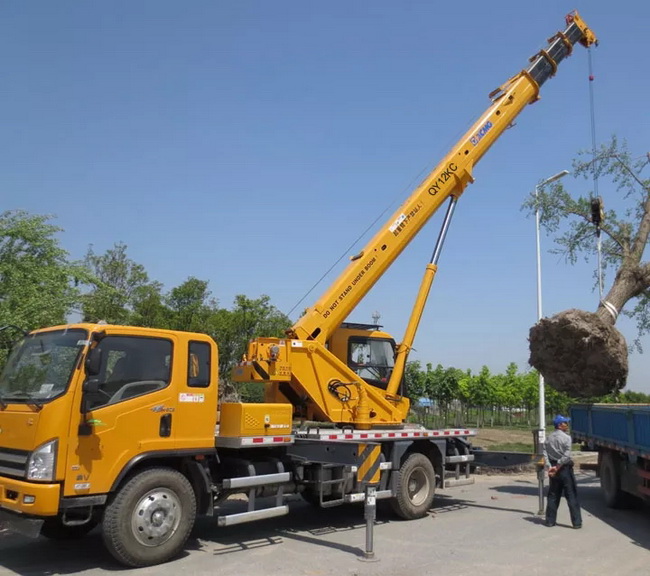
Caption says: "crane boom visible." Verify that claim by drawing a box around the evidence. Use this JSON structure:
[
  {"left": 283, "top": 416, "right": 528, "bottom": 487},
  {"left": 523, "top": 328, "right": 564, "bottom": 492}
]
[
  {"left": 233, "top": 12, "right": 597, "bottom": 429},
  {"left": 291, "top": 11, "right": 596, "bottom": 344}
]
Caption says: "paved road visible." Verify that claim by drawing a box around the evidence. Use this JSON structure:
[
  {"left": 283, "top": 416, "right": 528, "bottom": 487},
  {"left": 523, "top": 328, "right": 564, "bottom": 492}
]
[{"left": 2, "top": 468, "right": 649, "bottom": 576}]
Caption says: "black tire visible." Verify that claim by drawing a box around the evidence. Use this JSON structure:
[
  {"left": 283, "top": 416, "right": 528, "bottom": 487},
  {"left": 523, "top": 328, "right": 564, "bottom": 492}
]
[
  {"left": 102, "top": 468, "right": 196, "bottom": 567},
  {"left": 390, "top": 452, "right": 436, "bottom": 519},
  {"left": 40, "top": 516, "right": 99, "bottom": 540},
  {"left": 600, "top": 451, "right": 626, "bottom": 508},
  {"left": 600, "top": 451, "right": 639, "bottom": 509}
]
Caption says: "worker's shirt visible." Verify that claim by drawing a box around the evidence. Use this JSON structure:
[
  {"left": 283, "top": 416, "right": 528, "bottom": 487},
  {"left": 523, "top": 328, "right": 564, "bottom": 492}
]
[{"left": 543, "top": 429, "right": 573, "bottom": 468}]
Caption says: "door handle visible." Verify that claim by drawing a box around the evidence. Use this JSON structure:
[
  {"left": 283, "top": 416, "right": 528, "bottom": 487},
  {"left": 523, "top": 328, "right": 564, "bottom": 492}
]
[{"left": 159, "top": 413, "right": 172, "bottom": 437}]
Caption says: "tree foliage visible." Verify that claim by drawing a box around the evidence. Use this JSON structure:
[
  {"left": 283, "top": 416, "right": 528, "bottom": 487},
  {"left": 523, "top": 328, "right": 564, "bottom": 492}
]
[
  {"left": 0, "top": 210, "right": 82, "bottom": 331},
  {"left": 404, "top": 360, "right": 605, "bottom": 428},
  {"left": 81, "top": 242, "right": 154, "bottom": 324}
]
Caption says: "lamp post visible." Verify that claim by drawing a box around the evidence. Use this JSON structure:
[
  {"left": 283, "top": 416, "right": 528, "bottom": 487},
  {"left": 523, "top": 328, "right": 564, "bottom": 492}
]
[{"left": 535, "top": 169, "right": 569, "bottom": 515}]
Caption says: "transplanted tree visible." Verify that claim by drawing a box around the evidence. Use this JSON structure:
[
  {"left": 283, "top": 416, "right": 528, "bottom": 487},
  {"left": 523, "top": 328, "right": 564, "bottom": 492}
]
[{"left": 525, "top": 137, "right": 650, "bottom": 396}]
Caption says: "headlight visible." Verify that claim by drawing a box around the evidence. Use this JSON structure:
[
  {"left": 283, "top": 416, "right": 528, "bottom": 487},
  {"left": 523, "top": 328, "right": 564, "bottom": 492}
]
[{"left": 27, "top": 439, "right": 58, "bottom": 481}]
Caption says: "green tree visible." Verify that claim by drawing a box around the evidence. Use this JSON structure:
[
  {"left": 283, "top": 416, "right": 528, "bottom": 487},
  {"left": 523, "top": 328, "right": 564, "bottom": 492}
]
[
  {"left": 0, "top": 210, "right": 82, "bottom": 331},
  {"left": 208, "top": 295, "right": 291, "bottom": 402},
  {"left": 130, "top": 282, "right": 168, "bottom": 328},
  {"left": 404, "top": 360, "right": 426, "bottom": 400},
  {"left": 165, "top": 277, "right": 216, "bottom": 332},
  {"left": 81, "top": 242, "right": 152, "bottom": 324}
]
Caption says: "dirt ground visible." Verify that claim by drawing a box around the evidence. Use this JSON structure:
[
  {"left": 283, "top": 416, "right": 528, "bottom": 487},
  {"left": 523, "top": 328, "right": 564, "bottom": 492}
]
[
  {"left": 474, "top": 426, "right": 598, "bottom": 471},
  {"left": 473, "top": 427, "right": 535, "bottom": 447}
]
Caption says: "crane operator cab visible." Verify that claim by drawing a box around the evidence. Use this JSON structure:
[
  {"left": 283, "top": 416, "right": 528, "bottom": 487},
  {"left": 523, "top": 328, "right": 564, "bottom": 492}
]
[{"left": 327, "top": 323, "right": 401, "bottom": 393}]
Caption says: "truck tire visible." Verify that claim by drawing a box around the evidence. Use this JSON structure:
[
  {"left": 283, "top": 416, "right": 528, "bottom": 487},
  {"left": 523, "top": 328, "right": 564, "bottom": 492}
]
[
  {"left": 102, "top": 467, "right": 197, "bottom": 567},
  {"left": 40, "top": 516, "right": 99, "bottom": 540},
  {"left": 600, "top": 451, "right": 626, "bottom": 508},
  {"left": 390, "top": 453, "right": 436, "bottom": 519}
]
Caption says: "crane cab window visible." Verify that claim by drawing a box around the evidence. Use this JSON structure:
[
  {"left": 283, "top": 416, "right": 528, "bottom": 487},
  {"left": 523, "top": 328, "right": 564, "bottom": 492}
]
[
  {"left": 86, "top": 336, "right": 172, "bottom": 409},
  {"left": 348, "top": 337, "right": 395, "bottom": 390}
]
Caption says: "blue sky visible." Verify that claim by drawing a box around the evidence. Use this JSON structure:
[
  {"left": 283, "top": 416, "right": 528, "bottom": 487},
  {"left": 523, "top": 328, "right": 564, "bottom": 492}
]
[{"left": 2, "top": 2, "right": 649, "bottom": 391}]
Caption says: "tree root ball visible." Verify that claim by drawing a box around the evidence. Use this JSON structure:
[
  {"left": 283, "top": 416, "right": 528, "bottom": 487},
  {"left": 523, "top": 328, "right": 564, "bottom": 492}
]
[{"left": 529, "top": 309, "right": 627, "bottom": 397}]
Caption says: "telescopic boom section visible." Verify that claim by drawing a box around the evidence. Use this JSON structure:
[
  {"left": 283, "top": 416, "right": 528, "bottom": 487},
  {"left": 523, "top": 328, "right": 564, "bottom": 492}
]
[{"left": 290, "top": 11, "right": 597, "bottom": 344}]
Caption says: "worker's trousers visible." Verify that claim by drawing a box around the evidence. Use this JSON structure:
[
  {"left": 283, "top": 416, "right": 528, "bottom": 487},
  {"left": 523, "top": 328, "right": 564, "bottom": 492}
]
[{"left": 545, "top": 463, "right": 582, "bottom": 527}]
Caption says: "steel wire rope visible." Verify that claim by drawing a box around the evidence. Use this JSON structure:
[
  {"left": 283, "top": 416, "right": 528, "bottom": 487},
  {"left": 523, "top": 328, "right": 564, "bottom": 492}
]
[
  {"left": 284, "top": 111, "right": 482, "bottom": 321},
  {"left": 587, "top": 48, "right": 606, "bottom": 304}
]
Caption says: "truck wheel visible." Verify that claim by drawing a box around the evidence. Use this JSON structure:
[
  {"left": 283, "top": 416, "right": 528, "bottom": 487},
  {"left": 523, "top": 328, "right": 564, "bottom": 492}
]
[
  {"left": 600, "top": 451, "right": 626, "bottom": 508},
  {"left": 41, "top": 516, "right": 99, "bottom": 540},
  {"left": 102, "top": 468, "right": 197, "bottom": 567},
  {"left": 600, "top": 451, "right": 639, "bottom": 508},
  {"left": 390, "top": 453, "right": 436, "bottom": 519}
]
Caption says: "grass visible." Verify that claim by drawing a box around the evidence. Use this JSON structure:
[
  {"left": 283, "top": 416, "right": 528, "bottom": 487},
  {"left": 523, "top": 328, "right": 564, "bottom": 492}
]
[{"left": 489, "top": 442, "right": 534, "bottom": 452}]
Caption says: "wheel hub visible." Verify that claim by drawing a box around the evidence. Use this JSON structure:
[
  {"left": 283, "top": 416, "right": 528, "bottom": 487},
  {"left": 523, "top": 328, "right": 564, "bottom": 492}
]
[
  {"left": 407, "top": 469, "right": 430, "bottom": 506},
  {"left": 131, "top": 488, "right": 182, "bottom": 547}
]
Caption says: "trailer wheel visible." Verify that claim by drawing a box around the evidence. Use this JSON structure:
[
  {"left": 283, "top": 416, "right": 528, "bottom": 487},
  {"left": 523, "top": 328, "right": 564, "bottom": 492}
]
[
  {"left": 41, "top": 516, "right": 99, "bottom": 540},
  {"left": 102, "top": 468, "right": 197, "bottom": 567},
  {"left": 390, "top": 453, "right": 436, "bottom": 519}
]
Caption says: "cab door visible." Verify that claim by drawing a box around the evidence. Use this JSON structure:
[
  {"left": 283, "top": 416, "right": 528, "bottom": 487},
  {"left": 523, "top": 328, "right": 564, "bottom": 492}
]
[{"left": 64, "top": 333, "right": 178, "bottom": 497}]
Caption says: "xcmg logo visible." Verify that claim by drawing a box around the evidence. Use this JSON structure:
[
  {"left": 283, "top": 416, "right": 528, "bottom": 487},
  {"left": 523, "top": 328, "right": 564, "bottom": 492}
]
[{"left": 470, "top": 121, "right": 493, "bottom": 146}]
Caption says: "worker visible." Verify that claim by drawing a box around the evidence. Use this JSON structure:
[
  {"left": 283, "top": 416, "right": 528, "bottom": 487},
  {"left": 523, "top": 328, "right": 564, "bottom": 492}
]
[{"left": 543, "top": 414, "right": 582, "bottom": 529}]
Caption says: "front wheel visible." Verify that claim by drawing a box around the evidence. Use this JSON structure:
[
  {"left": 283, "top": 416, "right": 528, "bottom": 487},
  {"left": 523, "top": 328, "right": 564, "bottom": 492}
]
[
  {"left": 102, "top": 468, "right": 197, "bottom": 567},
  {"left": 390, "top": 452, "right": 436, "bottom": 519}
]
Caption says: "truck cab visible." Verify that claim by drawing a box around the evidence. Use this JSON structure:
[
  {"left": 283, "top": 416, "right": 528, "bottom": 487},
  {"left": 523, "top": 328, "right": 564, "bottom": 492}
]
[{"left": 0, "top": 323, "right": 218, "bottom": 535}]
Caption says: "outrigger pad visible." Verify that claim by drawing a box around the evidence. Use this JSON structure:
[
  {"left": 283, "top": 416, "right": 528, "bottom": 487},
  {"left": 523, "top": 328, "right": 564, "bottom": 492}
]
[{"left": 529, "top": 309, "right": 627, "bottom": 398}]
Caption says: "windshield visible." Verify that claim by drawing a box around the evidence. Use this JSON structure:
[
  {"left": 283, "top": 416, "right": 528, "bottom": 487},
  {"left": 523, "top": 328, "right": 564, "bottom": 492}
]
[{"left": 0, "top": 328, "right": 87, "bottom": 403}]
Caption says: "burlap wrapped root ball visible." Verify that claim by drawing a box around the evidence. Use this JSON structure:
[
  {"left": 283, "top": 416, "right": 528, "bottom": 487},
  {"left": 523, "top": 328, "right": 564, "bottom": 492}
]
[{"left": 529, "top": 309, "right": 627, "bottom": 397}]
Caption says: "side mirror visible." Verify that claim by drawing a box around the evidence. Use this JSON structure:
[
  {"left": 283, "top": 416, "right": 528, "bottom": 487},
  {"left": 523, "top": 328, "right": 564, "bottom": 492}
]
[
  {"left": 85, "top": 348, "right": 102, "bottom": 376},
  {"left": 82, "top": 378, "right": 100, "bottom": 394},
  {"left": 80, "top": 378, "right": 101, "bottom": 416}
]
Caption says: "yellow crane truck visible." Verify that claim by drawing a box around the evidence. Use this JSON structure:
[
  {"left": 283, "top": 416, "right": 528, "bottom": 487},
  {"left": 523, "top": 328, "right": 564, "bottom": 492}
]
[{"left": 0, "top": 12, "right": 597, "bottom": 567}]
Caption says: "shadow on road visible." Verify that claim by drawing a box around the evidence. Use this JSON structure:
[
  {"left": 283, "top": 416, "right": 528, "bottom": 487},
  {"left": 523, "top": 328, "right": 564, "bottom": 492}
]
[
  {"left": 0, "top": 528, "right": 122, "bottom": 575},
  {"left": 489, "top": 470, "right": 650, "bottom": 551},
  {"left": 0, "top": 492, "right": 466, "bottom": 573}
]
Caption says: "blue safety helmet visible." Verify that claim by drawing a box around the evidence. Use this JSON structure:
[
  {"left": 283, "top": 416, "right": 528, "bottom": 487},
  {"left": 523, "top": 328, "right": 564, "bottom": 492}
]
[{"left": 553, "top": 414, "right": 571, "bottom": 427}]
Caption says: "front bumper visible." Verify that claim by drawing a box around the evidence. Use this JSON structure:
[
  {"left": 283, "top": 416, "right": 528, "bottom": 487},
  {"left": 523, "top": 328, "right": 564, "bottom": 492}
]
[{"left": 0, "top": 475, "right": 60, "bottom": 516}]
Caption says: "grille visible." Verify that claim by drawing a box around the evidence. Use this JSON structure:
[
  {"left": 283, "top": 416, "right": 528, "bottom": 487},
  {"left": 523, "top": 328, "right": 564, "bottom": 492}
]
[{"left": 0, "top": 447, "right": 29, "bottom": 479}]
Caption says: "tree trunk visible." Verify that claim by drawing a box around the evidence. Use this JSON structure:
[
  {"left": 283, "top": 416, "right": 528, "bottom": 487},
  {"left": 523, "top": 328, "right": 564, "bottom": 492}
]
[{"left": 597, "top": 264, "right": 650, "bottom": 324}]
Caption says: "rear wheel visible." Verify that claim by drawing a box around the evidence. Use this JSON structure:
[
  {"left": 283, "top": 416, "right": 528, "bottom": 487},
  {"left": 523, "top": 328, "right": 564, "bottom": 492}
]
[
  {"left": 390, "top": 453, "right": 436, "bottom": 519},
  {"left": 601, "top": 451, "right": 626, "bottom": 508},
  {"left": 600, "top": 451, "right": 640, "bottom": 509},
  {"left": 102, "top": 468, "right": 196, "bottom": 567}
]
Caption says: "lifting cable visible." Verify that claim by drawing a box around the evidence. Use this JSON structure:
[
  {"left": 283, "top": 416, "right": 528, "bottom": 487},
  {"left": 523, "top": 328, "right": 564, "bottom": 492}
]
[{"left": 587, "top": 47, "right": 609, "bottom": 314}]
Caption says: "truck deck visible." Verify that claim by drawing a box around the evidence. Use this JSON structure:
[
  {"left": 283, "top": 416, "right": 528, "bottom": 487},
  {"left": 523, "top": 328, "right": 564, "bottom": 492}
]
[{"left": 570, "top": 403, "right": 650, "bottom": 457}]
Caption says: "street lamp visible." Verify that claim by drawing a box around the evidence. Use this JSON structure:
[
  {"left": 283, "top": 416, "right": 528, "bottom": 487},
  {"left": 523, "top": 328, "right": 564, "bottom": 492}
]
[{"left": 535, "top": 169, "right": 569, "bottom": 515}]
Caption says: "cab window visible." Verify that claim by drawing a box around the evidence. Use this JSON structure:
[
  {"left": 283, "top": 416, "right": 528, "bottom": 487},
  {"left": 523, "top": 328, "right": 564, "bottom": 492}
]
[
  {"left": 87, "top": 336, "right": 172, "bottom": 409},
  {"left": 348, "top": 337, "right": 395, "bottom": 389},
  {"left": 188, "top": 341, "right": 211, "bottom": 388}
]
